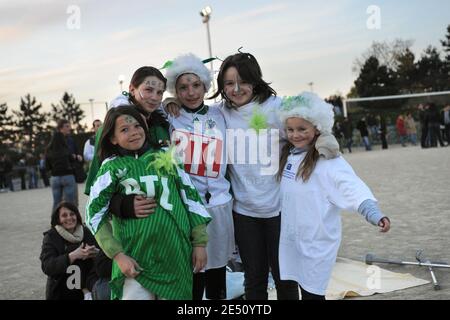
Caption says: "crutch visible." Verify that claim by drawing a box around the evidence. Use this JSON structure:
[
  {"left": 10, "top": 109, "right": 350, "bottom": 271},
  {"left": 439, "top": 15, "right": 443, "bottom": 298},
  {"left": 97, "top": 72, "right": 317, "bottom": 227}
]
[
  {"left": 416, "top": 250, "right": 441, "bottom": 290},
  {"left": 365, "top": 253, "right": 450, "bottom": 269}
]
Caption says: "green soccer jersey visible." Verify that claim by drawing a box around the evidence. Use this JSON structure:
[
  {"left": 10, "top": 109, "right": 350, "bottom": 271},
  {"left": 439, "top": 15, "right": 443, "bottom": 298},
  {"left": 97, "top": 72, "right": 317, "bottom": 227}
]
[
  {"left": 86, "top": 149, "right": 211, "bottom": 300},
  {"left": 84, "top": 124, "right": 169, "bottom": 195}
]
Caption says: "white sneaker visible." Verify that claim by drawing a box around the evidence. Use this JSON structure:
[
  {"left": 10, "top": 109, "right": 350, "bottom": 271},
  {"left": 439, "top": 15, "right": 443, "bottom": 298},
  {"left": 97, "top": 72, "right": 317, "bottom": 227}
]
[{"left": 84, "top": 292, "right": 93, "bottom": 300}]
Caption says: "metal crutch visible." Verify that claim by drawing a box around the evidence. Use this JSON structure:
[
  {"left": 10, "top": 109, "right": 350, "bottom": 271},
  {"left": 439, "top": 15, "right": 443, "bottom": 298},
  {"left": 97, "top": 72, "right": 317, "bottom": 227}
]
[{"left": 416, "top": 250, "right": 441, "bottom": 291}]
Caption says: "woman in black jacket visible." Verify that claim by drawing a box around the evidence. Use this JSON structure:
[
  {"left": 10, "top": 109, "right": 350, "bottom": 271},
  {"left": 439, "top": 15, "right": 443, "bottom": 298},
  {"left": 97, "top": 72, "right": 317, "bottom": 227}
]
[{"left": 40, "top": 201, "right": 99, "bottom": 300}]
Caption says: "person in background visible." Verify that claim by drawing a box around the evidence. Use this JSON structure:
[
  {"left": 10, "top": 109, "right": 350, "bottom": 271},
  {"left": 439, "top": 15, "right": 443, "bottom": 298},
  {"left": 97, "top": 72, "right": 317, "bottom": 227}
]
[
  {"left": 396, "top": 114, "right": 408, "bottom": 147},
  {"left": 17, "top": 156, "right": 27, "bottom": 190},
  {"left": 405, "top": 112, "right": 417, "bottom": 146},
  {"left": 0, "top": 153, "right": 14, "bottom": 192},
  {"left": 377, "top": 115, "right": 388, "bottom": 150},
  {"left": 342, "top": 117, "right": 353, "bottom": 153},
  {"left": 26, "top": 152, "right": 38, "bottom": 189},
  {"left": 40, "top": 201, "right": 99, "bottom": 300},
  {"left": 356, "top": 117, "right": 371, "bottom": 151},
  {"left": 39, "top": 153, "right": 50, "bottom": 187},
  {"left": 83, "top": 119, "right": 102, "bottom": 163},
  {"left": 426, "top": 103, "right": 445, "bottom": 148},
  {"left": 45, "top": 120, "right": 78, "bottom": 212},
  {"left": 441, "top": 105, "right": 450, "bottom": 145}
]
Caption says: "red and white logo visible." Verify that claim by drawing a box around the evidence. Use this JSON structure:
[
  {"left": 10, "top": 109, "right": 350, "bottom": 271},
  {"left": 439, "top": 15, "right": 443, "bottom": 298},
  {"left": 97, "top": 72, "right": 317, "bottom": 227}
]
[{"left": 171, "top": 129, "right": 223, "bottom": 178}]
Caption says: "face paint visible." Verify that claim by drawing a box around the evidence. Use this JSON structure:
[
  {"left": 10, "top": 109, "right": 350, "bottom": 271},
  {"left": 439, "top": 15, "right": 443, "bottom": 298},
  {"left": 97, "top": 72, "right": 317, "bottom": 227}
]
[
  {"left": 186, "top": 75, "right": 194, "bottom": 83},
  {"left": 144, "top": 79, "right": 164, "bottom": 91},
  {"left": 234, "top": 75, "right": 241, "bottom": 93},
  {"left": 124, "top": 115, "right": 136, "bottom": 124}
]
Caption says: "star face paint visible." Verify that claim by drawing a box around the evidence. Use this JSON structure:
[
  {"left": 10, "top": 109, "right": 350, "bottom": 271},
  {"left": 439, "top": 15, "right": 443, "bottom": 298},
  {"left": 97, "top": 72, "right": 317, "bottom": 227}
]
[
  {"left": 110, "top": 115, "right": 146, "bottom": 151},
  {"left": 223, "top": 67, "right": 254, "bottom": 108},
  {"left": 132, "top": 76, "right": 165, "bottom": 113},
  {"left": 124, "top": 115, "right": 136, "bottom": 124}
]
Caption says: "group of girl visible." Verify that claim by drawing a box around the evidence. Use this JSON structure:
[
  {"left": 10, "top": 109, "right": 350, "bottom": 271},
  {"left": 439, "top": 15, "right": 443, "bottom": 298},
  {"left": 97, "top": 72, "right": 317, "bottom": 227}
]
[{"left": 41, "top": 50, "right": 390, "bottom": 300}]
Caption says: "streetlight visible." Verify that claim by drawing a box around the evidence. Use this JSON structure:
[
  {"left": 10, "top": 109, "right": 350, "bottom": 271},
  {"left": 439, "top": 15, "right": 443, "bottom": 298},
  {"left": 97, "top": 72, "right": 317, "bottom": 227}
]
[
  {"left": 308, "top": 82, "right": 314, "bottom": 93},
  {"left": 200, "top": 6, "right": 216, "bottom": 95},
  {"left": 88, "top": 98, "right": 94, "bottom": 123},
  {"left": 118, "top": 75, "right": 125, "bottom": 92}
]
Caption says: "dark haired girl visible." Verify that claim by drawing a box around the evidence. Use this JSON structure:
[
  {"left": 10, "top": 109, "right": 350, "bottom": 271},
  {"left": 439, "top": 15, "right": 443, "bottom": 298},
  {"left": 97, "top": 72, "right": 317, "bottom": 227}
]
[{"left": 86, "top": 105, "right": 211, "bottom": 299}]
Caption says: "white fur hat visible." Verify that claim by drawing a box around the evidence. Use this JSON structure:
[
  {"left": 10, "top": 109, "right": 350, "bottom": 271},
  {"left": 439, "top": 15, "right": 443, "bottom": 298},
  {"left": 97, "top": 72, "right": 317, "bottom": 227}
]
[
  {"left": 165, "top": 53, "right": 212, "bottom": 95},
  {"left": 280, "top": 92, "right": 335, "bottom": 134},
  {"left": 109, "top": 93, "right": 130, "bottom": 110}
]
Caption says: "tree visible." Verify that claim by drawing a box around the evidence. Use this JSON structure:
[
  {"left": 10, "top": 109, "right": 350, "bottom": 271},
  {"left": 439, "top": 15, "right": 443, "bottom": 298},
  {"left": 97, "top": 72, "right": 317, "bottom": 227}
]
[
  {"left": 354, "top": 56, "right": 398, "bottom": 98},
  {"left": 353, "top": 39, "right": 414, "bottom": 74},
  {"left": 440, "top": 24, "right": 450, "bottom": 80},
  {"left": 440, "top": 24, "right": 450, "bottom": 62},
  {"left": 416, "top": 46, "right": 447, "bottom": 92},
  {"left": 13, "top": 94, "right": 49, "bottom": 153},
  {"left": 51, "top": 92, "right": 85, "bottom": 133},
  {"left": 0, "top": 103, "right": 15, "bottom": 152},
  {"left": 394, "top": 48, "right": 419, "bottom": 93}
]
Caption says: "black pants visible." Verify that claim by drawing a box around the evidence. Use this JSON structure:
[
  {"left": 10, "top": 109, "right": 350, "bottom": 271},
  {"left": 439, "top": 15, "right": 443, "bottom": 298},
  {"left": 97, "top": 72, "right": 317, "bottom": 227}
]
[
  {"left": 193, "top": 266, "right": 227, "bottom": 300},
  {"left": 421, "top": 125, "right": 429, "bottom": 148},
  {"left": 380, "top": 133, "right": 388, "bottom": 149},
  {"left": 429, "top": 124, "right": 444, "bottom": 147},
  {"left": 233, "top": 212, "right": 299, "bottom": 300},
  {"left": 300, "top": 286, "right": 325, "bottom": 300},
  {"left": 444, "top": 124, "right": 450, "bottom": 143}
]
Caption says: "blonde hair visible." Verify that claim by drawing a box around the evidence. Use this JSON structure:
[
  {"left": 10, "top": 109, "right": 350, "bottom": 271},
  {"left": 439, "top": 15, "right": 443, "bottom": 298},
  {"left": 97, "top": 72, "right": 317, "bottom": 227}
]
[{"left": 277, "top": 135, "right": 320, "bottom": 182}]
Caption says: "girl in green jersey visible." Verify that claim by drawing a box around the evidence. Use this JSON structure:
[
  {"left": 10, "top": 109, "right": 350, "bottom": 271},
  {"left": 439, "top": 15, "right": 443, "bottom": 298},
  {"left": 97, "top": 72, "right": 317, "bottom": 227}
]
[{"left": 86, "top": 105, "right": 211, "bottom": 300}]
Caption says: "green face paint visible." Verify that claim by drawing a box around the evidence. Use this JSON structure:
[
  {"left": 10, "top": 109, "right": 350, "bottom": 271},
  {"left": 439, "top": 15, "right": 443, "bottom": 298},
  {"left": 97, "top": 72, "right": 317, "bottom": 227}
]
[{"left": 124, "top": 115, "right": 137, "bottom": 124}]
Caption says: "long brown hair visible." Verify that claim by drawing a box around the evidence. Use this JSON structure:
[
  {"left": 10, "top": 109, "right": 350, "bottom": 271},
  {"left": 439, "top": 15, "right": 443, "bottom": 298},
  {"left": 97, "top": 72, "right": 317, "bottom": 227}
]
[
  {"left": 98, "top": 105, "right": 150, "bottom": 162},
  {"left": 209, "top": 52, "right": 276, "bottom": 107},
  {"left": 127, "top": 66, "right": 169, "bottom": 132},
  {"left": 277, "top": 135, "right": 320, "bottom": 182}
]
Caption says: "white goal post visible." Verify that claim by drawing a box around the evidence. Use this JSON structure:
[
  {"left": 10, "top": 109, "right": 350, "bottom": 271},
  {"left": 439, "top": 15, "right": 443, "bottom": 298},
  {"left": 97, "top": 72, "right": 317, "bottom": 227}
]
[{"left": 342, "top": 91, "right": 450, "bottom": 117}]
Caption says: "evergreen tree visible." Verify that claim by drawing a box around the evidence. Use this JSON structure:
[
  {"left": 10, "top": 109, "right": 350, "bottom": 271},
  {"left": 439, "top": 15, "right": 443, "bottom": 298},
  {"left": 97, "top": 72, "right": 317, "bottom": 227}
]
[
  {"left": 416, "top": 46, "right": 447, "bottom": 92},
  {"left": 0, "top": 103, "right": 15, "bottom": 152},
  {"left": 354, "top": 56, "right": 398, "bottom": 98},
  {"left": 51, "top": 92, "right": 85, "bottom": 133},
  {"left": 440, "top": 25, "right": 450, "bottom": 62},
  {"left": 395, "top": 48, "right": 419, "bottom": 93},
  {"left": 440, "top": 24, "right": 450, "bottom": 81},
  {"left": 13, "top": 94, "right": 49, "bottom": 153}
]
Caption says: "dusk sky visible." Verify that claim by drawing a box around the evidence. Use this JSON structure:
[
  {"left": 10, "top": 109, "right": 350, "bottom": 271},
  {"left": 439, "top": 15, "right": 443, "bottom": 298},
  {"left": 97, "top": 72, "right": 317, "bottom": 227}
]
[{"left": 1, "top": 0, "right": 449, "bottom": 123}]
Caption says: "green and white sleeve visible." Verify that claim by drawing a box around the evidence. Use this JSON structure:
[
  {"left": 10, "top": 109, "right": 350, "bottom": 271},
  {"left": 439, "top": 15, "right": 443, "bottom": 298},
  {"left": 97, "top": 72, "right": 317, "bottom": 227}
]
[
  {"left": 175, "top": 165, "right": 211, "bottom": 228},
  {"left": 85, "top": 159, "right": 118, "bottom": 235}
]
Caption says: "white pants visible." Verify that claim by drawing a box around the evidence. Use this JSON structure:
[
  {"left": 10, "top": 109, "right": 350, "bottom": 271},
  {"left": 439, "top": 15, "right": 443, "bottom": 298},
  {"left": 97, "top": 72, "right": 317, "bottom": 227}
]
[
  {"left": 122, "top": 278, "right": 156, "bottom": 300},
  {"left": 205, "top": 199, "right": 235, "bottom": 270}
]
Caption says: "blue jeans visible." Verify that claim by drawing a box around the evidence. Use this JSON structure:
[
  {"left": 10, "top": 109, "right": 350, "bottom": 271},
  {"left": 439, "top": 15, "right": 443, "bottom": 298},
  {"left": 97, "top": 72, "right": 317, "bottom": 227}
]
[
  {"left": 362, "top": 136, "right": 372, "bottom": 151},
  {"left": 409, "top": 133, "right": 417, "bottom": 145},
  {"left": 27, "top": 167, "right": 38, "bottom": 189},
  {"left": 50, "top": 175, "right": 76, "bottom": 211},
  {"left": 92, "top": 278, "right": 111, "bottom": 300}
]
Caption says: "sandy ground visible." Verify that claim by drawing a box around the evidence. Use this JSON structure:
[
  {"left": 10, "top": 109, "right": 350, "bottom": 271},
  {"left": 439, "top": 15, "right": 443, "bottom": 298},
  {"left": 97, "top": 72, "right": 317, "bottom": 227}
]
[{"left": 1, "top": 144, "right": 449, "bottom": 300}]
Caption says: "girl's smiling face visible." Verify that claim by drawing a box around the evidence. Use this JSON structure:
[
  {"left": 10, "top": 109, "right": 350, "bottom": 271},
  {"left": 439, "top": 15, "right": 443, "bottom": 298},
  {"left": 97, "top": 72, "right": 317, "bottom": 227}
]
[
  {"left": 110, "top": 115, "right": 146, "bottom": 151},
  {"left": 130, "top": 76, "right": 165, "bottom": 113},
  {"left": 223, "top": 67, "right": 254, "bottom": 107},
  {"left": 285, "top": 117, "right": 319, "bottom": 149},
  {"left": 176, "top": 73, "right": 206, "bottom": 109}
]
